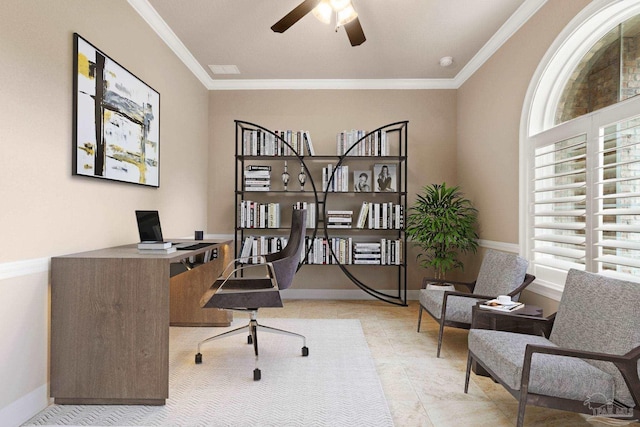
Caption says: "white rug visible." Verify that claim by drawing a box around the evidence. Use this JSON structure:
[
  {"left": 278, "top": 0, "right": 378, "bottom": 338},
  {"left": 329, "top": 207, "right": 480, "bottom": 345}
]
[{"left": 23, "top": 319, "right": 393, "bottom": 427}]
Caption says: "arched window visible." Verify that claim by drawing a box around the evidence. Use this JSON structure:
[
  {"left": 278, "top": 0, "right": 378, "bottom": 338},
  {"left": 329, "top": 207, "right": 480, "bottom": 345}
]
[{"left": 522, "top": 0, "right": 640, "bottom": 293}]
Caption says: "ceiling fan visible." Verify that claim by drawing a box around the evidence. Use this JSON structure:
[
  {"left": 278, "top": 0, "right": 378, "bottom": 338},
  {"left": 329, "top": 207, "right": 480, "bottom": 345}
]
[{"left": 271, "top": 0, "right": 366, "bottom": 47}]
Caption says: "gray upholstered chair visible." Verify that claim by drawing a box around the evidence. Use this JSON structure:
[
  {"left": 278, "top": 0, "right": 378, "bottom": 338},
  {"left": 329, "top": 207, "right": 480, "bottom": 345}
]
[
  {"left": 465, "top": 269, "right": 640, "bottom": 427},
  {"left": 195, "top": 209, "right": 308, "bottom": 381},
  {"left": 417, "top": 249, "right": 534, "bottom": 357}
]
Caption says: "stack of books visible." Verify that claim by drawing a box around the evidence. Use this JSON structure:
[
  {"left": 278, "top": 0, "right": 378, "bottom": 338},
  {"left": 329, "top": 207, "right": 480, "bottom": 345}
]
[
  {"left": 239, "top": 200, "right": 280, "bottom": 228},
  {"left": 244, "top": 165, "right": 271, "bottom": 191},
  {"left": 292, "top": 201, "right": 316, "bottom": 228},
  {"left": 380, "top": 238, "right": 403, "bottom": 265},
  {"left": 326, "top": 210, "right": 353, "bottom": 228},
  {"left": 303, "top": 236, "right": 353, "bottom": 265},
  {"left": 353, "top": 242, "right": 382, "bottom": 264},
  {"left": 479, "top": 299, "right": 525, "bottom": 312},
  {"left": 137, "top": 241, "right": 176, "bottom": 254},
  {"left": 355, "top": 202, "right": 404, "bottom": 229},
  {"left": 238, "top": 235, "right": 288, "bottom": 263},
  {"left": 322, "top": 164, "right": 349, "bottom": 192},
  {"left": 336, "top": 129, "right": 389, "bottom": 156}
]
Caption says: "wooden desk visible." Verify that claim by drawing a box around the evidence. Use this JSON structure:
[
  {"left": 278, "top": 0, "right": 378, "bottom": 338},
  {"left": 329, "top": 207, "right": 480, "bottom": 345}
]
[{"left": 50, "top": 240, "right": 231, "bottom": 405}]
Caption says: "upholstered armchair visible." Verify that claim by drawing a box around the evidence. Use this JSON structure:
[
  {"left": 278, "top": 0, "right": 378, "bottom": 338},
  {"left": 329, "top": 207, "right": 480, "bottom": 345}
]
[
  {"left": 465, "top": 269, "right": 640, "bottom": 427},
  {"left": 417, "top": 249, "right": 534, "bottom": 357}
]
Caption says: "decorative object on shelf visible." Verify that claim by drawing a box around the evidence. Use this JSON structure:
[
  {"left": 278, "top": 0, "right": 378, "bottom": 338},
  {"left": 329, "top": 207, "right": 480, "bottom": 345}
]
[
  {"left": 353, "top": 170, "right": 372, "bottom": 192},
  {"left": 374, "top": 164, "right": 396, "bottom": 192},
  {"left": 281, "top": 161, "right": 290, "bottom": 191},
  {"left": 72, "top": 33, "right": 160, "bottom": 187},
  {"left": 406, "top": 182, "right": 478, "bottom": 282},
  {"left": 297, "top": 162, "right": 306, "bottom": 191}
]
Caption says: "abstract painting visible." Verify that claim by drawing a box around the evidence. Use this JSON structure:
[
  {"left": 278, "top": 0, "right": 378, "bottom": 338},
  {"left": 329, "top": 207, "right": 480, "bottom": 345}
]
[{"left": 73, "top": 33, "right": 160, "bottom": 187}]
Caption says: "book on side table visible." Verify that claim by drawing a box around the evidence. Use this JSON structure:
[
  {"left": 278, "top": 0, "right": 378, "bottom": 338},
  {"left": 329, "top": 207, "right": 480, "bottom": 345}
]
[{"left": 479, "top": 299, "right": 525, "bottom": 312}]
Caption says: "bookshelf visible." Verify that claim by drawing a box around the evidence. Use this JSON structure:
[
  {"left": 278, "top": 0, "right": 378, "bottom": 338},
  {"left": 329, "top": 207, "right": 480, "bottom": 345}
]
[{"left": 234, "top": 120, "right": 408, "bottom": 306}]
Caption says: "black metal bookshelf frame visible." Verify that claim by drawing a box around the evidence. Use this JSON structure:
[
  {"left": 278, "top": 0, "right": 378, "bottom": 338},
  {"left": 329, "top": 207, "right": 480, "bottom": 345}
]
[{"left": 234, "top": 120, "right": 408, "bottom": 306}]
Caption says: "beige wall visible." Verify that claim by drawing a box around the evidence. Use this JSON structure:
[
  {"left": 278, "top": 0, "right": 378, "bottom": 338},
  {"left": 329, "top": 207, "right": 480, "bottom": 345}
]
[
  {"left": 208, "top": 90, "right": 458, "bottom": 291},
  {"left": 456, "top": 0, "right": 590, "bottom": 245},
  {"left": 0, "top": 1, "right": 209, "bottom": 423}
]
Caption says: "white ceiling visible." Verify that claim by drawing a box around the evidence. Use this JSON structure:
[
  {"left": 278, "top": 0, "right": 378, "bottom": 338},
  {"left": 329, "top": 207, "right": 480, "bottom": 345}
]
[{"left": 129, "top": 0, "right": 547, "bottom": 90}]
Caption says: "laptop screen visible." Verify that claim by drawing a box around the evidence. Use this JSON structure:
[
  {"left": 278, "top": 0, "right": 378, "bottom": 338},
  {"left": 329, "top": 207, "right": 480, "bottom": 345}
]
[{"left": 135, "top": 210, "right": 164, "bottom": 242}]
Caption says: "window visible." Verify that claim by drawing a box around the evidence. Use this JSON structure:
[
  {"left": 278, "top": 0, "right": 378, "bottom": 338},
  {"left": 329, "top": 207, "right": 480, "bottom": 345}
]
[{"left": 524, "top": 1, "right": 640, "bottom": 290}]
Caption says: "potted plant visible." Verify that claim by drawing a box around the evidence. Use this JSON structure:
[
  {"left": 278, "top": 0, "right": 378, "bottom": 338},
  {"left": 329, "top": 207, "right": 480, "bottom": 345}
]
[{"left": 406, "top": 182, "right": 479, "bottom": 282}]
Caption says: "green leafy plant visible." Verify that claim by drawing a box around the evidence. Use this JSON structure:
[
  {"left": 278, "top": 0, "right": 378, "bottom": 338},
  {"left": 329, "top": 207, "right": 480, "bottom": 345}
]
[{"left": 406, "top": 182, "right": 479, "bottom": 280}]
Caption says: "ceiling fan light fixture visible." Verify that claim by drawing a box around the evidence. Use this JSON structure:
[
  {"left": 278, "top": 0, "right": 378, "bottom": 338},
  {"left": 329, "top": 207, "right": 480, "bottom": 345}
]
[
  {"left": 336, "top": 4, "right": 358, "bottom": 26},
  {"left": 312, "top": 0, "right": 333, "bottom": 25},
  {"left": 329, "top": 0, "right": 351, "bottom": 12}
]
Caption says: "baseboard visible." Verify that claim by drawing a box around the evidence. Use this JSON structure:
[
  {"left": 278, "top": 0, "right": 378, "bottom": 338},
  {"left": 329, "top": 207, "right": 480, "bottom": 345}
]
[
  {"left": 0, "top": 384, "right": 50, "bottom": 427},
  {"left": 281, "top": 288, "right": 420, "bottom": 301}
]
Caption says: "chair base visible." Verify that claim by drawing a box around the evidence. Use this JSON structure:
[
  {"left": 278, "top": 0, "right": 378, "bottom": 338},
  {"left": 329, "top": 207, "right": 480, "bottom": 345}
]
[{"left": 195, "top": 312, "right": 308, "bottom": 381}]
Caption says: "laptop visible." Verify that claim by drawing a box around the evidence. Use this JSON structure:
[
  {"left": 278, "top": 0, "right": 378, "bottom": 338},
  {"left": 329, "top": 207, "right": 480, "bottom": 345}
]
[{"left": 135, "top": 210, "right": 207, "bottom": 250}]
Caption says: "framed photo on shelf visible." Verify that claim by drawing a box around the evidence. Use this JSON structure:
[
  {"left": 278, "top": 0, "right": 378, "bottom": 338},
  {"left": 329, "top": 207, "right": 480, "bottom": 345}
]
[
  {"left": 72, "top": 33, "right": 161, "bottom": 187},
  {"left": 373, "top": 164, "right": 396, "bottom": 192},
  {"left": 353, "top": 170, "right": 372, "bottom": 192}
]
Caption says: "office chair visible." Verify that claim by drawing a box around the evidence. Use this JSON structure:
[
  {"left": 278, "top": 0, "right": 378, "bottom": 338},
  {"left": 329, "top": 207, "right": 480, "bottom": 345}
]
[{"left": 195, "top": 208, "right": 308, "bottom": 380}]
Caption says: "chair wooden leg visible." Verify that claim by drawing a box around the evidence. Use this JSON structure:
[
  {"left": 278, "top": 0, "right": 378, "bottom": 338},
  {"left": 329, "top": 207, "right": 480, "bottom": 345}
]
[
  {"left": 436, "top": 319, "right": 445, "bottom": 358},
  {"left": 417, "top": 305, "right": 423, "bottom": 332},
  {"left": 464, "top": 353, "right": 473, "bottom": 393}
]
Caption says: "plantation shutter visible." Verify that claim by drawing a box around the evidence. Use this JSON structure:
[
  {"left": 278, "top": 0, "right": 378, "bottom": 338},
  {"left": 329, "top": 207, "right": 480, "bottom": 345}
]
[
  {"left": 594, "top": 117, "right": 640, "bottom": 280},
  {"left": 532, "top": 134, "right": 587, "bottom": 271}
]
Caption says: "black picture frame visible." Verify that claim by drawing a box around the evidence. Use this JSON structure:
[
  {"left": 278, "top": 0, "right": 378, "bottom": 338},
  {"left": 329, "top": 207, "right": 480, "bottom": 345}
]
[{"left": 72, "top": 33, "right": 160, "bottom": 187}]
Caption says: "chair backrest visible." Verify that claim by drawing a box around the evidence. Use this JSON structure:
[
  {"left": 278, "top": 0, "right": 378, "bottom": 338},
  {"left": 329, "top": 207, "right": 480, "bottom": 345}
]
[
  {"left": 549, "top": 269, "right": 640, "bottom": 406},
  {"left": 263, "top": 208, "right": 307, "bottom": 291},
  {"left": 473, "top": 249, "right": 528, "bottom": 296}
]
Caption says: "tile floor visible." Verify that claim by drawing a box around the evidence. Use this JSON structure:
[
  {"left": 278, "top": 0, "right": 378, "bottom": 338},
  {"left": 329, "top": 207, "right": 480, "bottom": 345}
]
[{"left": 254, "top": 299, "right": 639, "bottom": 427}]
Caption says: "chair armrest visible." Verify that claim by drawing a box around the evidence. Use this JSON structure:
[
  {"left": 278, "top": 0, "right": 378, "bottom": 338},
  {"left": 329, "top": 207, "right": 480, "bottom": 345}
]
[
  {"left": 508, "top": 274, "right": 536, "bottom": 297},
  {"left": 215, "top": 256, "right": 279, "bottom": 293},
  {"left": 521, "top": 343, "right": 640, "bottom": 408},
  {"left": 219, "top": 255, "right": 268, "bottom": 279}
]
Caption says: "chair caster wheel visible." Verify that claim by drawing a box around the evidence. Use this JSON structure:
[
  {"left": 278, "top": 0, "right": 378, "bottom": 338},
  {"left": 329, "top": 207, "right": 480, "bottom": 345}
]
[
  {"left": 247, "top": 335, "right": 253, "bottom": 344},
  {"left": 195, "top": 353, "right": 202, "bottom": 364},
  {"left": 302, "top": 346, "right": 309, "bottom": 357},
  {"left": 253, "top": 368, "right": 261, "bottom": 381}
]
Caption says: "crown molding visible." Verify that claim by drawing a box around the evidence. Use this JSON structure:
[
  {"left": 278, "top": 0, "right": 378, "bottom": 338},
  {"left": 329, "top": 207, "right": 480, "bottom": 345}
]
[
  {"left": 208, "top": 78, "right": 458, "bottom": 90},
  {"left": 454, "top": 0, "right": 547, "bottom": 87},
  {"left": 129, "top": 0, "right": 546, "bottom": 91}
]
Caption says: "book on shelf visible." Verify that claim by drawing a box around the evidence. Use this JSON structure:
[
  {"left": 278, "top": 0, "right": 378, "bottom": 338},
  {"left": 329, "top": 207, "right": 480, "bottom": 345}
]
[
  {"left": 322, "top": 165, "right": 349, "bottom": 192},
  {"left": 240, "top": 201, "right": 280, "bottom": 228},
  {"left": 336, "top": 129, "right": 390, "bottom": 156},
  {"left": 137, "top": 246, "right": 177, "bottom": 254},
  {"left": 479, "top": 300, "right": 525, "bottom": 312},
  {"left": 246, "top": 165, "right": 272, "bottom": 171},
  {"left": 304, "top": 131, "right": 315, "bottom": 156},
  {"left": 138, "top": 241, "right": 171, "bottom": 250},
  {"left": 293, "top": 201, "right": 317, "bottom": 228}
]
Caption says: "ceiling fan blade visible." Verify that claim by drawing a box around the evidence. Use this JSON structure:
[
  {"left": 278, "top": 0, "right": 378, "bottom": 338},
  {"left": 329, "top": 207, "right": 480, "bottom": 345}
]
[
  {"left": 344, "top": 17, "right": 366, "bottom": 46},
  {"left": 271, "top": 0, "right": 322, "bottom": 33}
]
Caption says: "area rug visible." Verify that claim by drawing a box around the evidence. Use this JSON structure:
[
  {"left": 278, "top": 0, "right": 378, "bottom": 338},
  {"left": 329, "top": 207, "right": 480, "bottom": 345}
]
[{"left": 23, "top": 319, "right": 393, "bottom": 426}]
